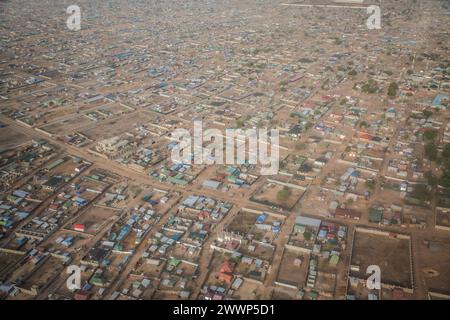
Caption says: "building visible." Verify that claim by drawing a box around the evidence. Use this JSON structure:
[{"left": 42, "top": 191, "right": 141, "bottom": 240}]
[{"left": 335, "top": 208, "right": 361, "bottom": 220}]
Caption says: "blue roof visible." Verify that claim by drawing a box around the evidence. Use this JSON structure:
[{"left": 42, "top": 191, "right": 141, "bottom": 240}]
[
  {"left": 15, "top": 211, "right": 29, "bottom": 220},
  {"left": 432, "top": 94, "right": 449, "bottom": 108},
  {"left": 171, "top": 234, "right": 182, "bottom": 241},
  {"left": 256, "top": 214, "right": 267, "bottom": 224}
]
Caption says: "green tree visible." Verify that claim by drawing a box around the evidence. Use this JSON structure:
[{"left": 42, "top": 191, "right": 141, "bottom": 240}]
[
  {"left": 423, "top": 129, "right": 437, "bottom": 141},
  {"left": 303, "top": 231, "right": 312, "bottom": 241},
  {"left": 365, "top": 179, "right": 376, "bottom": 190},
  {"left": 425, "top": 171, "right": 438, "bottom": 188},
  {"left": 410, "top": 184, "right": 431, "bottom": 201},
  {"left": 236, "top": 118, "right": 244, "bottom": 128},
  {"left": 439, "top": 171, "right": 450, "bottom": 189},
  {"left": 277, "top": 186, "right": 291, "bottom": 202},
  {"left": 442, "top": 143, "right": 450, "bottom": 159},
  {"left": 387, "top": 82, "right": 398, "bottom": 97},
  {"left": 424, "top": 143, "right": 438, "bottom": 161},
  {"left": 359, "top": 121, "right": 369, "bottom": 128},
  {"left": 334, "top": 38, "right": 343, "bottom": 45},
  {"left": 422, "top": 110, "right": 433, "bottom": 118}
]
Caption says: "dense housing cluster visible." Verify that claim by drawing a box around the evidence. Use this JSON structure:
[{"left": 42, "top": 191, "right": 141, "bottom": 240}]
[{"left": 0, "top": 0, "right": 450, "bottom": 300}]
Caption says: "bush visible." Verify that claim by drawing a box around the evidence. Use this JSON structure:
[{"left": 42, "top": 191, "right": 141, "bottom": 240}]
[{"left": 277, "top": 186, "right": 291, "bottom": 202}]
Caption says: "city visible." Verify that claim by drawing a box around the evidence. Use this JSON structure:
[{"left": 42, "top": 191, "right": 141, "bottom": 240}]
[{"left": 0, "top": 0, "right": 449, "bottom": 303}]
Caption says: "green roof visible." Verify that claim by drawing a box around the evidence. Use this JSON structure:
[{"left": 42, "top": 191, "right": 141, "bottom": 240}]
[
  {"left": 169, "top": 258, "right": 181, "bottom": 267},
  {"left": 369, "top": 209, "right": 383, "bottom": 223},
  {"left": 329, "top": 254, "right": 339, "bottom": 266},
  {"left": 168, "top": 176, "right": 188, "bottom": 185}
]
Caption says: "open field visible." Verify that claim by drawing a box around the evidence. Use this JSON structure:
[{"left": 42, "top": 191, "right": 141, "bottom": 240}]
[
  {"left": 251, "top": 181, "right": 305, "bottom": 210},
  {"left": 276, "top": 249, "right": 309, "bottom": 289},
  {"left": 416, "top": 236, "right": 450, "bottom": 296},
  {"left": 0, "top": 125, "right": 29, "bottom": 149},
  {"left": 350, "top": 229, "right": 412, "bottom": 289}
]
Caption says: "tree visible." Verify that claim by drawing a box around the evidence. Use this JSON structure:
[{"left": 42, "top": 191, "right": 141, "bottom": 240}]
[
  {"left": 304, "top": 122, "right": 313, "bottom": 130},
  {"left": 425, "top": 171, "right": 438, "bottom": 187},
  {"left": 425, "top": 143, "right": 438, "bottom": 161},
  {"left": 387, "top": 82, "right": 398, "bottom": 97},
  {"left": 277, "top": 186, "right": 291, "bottom": 202},
  {"left": 410, "top": 184, "right": 431, "bottom": 201},
  {"left": 422, "top": 110, "right": 433, "bottom": 118},
  {"left": 359, "top": 121, "right": 369, "bottom": 128},
  {"left": 365, "top": 179, "right": 375, "bottom": 190},
  {"left": 303, "top": 231, "right": 312, "bottom": 241},
  {"left": 423, "top": 129, "right": 437, "bottom": 141},
  {"left": 361, "top": 79, "right": 378, "bottom": 94},
  {"left": 439, "top": 170, "right": 450, "bottom": 189},
  {"left": 334, "top": 38, "right": 343, "bottom": 45},
  {"left": 442, "top": 143, "right": 450, "bottom": 159}
]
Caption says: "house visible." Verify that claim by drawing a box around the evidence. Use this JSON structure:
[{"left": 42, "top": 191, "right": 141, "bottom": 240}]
[
  {"left": 218, "top": 272, "right": 233, "bottom": 284},
  {"left": 431, "top": 93, "right": 449, "bottom": 110},
  {"left": 288, "top": 125, "right": 302, "bottom": 138},
  {"left": 42, "top": 176, "right": 64, "bottom": 191},
  {"left": 73, "top": 223, "right": 85, "bottom": 232},
  {"left": 231, "top": 277, "right": 243, "bottom": 290},
  {"left": 385, "top": 107, "right": 397, "bottom": 119},
  {"left": 220, "top": 261, "right": 235, "bottom": 274},
  {"left": 335, "top": 208, "right": 361, "bottom": 220},
  {"left": 74, "top": 290, "right": 90, "bottom": 300},
  {"left": 369, "top": 208, "right": 383, "bottom": 223},
  {"left": 202, "top": 180, "right": 221, "bottom": 190}
]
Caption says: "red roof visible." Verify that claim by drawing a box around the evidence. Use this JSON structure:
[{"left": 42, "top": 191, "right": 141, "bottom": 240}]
[
  {"left": 357, "top": 131, "right": 374, "bottom": 141},
  {"left": 392, "top": 288, "right": 404, "bottom": 299},
  {"left": 335, "top": 208, "right": 361, "bottom": 220},
  {"left": 218, "top": 272, "right": 233, "bottom": 284},
  {"left": 198, "top": 211, "right": 211, "bottom": 220},
  {"left": 73, "top": 223, "right": 85, "bottom": 231},
  {"left": 49, "top": 204, "right": 60, "bottom": 211},
  {"left": 220, "top": 261, "right": 235, "bottom": 274},
  {"left": 74, "top": 290, "right": 89, "bottom": 300}
]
